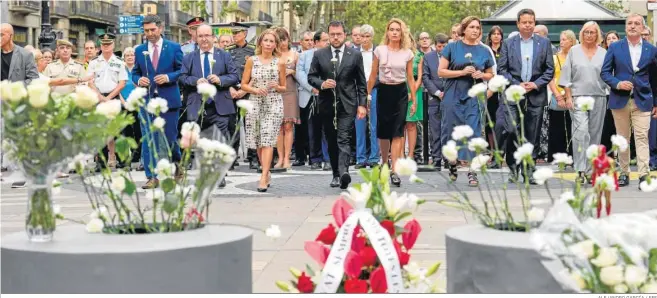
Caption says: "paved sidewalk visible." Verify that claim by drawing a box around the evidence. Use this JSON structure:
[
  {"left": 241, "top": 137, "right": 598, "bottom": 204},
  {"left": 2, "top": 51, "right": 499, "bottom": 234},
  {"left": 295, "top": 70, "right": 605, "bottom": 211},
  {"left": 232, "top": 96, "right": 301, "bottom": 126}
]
[{"left": 1, "top": 165, "right": 655, "bottom": 293}]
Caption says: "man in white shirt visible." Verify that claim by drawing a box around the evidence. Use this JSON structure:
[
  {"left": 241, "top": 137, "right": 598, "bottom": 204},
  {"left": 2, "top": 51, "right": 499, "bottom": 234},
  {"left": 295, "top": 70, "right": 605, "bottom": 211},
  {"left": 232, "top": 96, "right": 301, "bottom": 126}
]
[{"left": 354, "top": 24, "right": 380, "bottom": 169}]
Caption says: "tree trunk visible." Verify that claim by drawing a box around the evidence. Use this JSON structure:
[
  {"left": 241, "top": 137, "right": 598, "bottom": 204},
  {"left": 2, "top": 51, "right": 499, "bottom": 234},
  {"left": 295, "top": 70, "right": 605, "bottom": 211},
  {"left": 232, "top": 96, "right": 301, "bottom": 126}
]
[{"left": 296, "top": 0, "right": 318, "bottom": 39}]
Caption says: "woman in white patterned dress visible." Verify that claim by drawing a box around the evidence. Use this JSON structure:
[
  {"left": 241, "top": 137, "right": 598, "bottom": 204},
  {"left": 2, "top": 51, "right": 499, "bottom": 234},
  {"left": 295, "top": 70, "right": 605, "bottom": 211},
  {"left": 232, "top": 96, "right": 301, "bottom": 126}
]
[{"left": 241, "top": 29, "right": 287, "bottom": 192}]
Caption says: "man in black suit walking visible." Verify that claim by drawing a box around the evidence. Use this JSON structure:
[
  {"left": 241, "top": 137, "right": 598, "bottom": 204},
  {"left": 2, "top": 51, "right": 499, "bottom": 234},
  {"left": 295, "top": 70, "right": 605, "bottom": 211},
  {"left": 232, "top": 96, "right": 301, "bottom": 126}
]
[{"left": 308, "top": 20, "right": 368, "bottom": 189}]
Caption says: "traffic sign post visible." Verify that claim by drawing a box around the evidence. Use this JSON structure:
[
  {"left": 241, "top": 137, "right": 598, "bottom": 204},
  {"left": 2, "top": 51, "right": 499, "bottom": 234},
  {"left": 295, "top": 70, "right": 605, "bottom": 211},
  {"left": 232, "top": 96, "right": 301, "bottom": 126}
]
[{"left": 119, "top": 15, "right": 144, "bottom": 34}]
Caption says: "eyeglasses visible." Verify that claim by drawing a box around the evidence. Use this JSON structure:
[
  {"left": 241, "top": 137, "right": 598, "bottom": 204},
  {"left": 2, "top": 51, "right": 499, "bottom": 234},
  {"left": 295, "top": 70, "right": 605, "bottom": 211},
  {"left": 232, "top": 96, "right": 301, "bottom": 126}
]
[
  {"left": 641, "top": 33, "right": 651, "bottom": 37},
  {"left": 583, "top": 30, "right": 597, "bottom": 36},
  {"left": 419, "top": 37, "right": 430, "bottom": 40}
]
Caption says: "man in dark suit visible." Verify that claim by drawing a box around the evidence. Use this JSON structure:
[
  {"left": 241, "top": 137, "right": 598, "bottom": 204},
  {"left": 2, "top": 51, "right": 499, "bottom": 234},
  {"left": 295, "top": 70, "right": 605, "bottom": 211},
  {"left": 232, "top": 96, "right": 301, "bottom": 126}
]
[
  {"left": 308, "top": 20, "right": 367, "bottom": 189},
  {"left": 179, "top": 24, "right": 239, "bottom": 187},
  {"left": 498, "top": 8, "right": 554, "bottom": 184},
  {"left": 422, "top": 33, "right": 448, "bottom": 171},
  {"left": 133, "top": 14, "right": 184, "bottom": 189},
  {"left": 601, "top": 13, "right": 657, "bottom": 187}
]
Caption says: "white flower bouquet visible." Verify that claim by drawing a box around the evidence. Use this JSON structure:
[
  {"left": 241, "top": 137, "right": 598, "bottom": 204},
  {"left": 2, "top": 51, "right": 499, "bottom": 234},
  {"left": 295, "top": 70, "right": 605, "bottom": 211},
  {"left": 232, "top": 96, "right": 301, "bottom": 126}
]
[
  {"left": 0, "top": 79, "right": 132, "bottom": 241},
  {"left": 531, "top": 200, "right": 657, "bottom": 293}
]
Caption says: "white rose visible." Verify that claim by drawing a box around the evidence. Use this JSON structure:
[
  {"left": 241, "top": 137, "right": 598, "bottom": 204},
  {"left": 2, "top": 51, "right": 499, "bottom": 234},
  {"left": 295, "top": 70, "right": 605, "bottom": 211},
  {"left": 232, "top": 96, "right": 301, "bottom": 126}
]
[
  {"left": 265, "top": 224, "right": 281, "bottom": 239},
  {"left": 599, "top": 265, "right": 624, "bottom": 286},
  {"left": 125, "top": 88, "right": 147, "bottom": 111},
  {"left": 633, "top": 66, "right": 640, "bottom": 73},
  {"left": 488, "top": 75, "right": 509, "bottom": 92},
  {"left": 0, "top": 80, "right": 12, "bottom": 101},
  {"left": 75, "top": 85, "right": 99, "bottom": 109},
  {"left": 146, "top": 97, "right": 169, "bottom": 115},
  {"left": 181, "top": 121, "right": 201, "bottom": 134},
  {"left": 197, "top": 82, "right": 218, "bottom": 98},
  {"left": 395, "top": 157, "right": 418, "bottom": 176},
  {"left": 586, "top": 144, "right": 600, "bottom": 160},
  {"left": 470, "top": 154, "right": 490, "bottom": 172},
  {"left": 110, "top": 177, "right": 126, "bottom": 194},
  {"left": 532, "top": 167, "right": 554, "bottom": 185},
  {"left": 513, "top": 142, "right": 534, "bottom": 161},
  {"left": 613, "top": 283, "right": 628, "bottom": 293},
  {"left": 527, "top": 207, "right": 545, "bottom": 222},
  {"left": 639, "top": 178, "right": 657, "bottom": 192},
  {"left": 330, "top": 57, "right": 338, "bottom": 63},
  {"left": 591, "top": 247, "right": 619, "bottom": 267},
  {"left": 236, "top": 100, "right": 254, "bottom": 112},
  {"left": 468, "top": 137, "right": 489, "bottom": 151},
  {"left": 504, "top": 85, "right": 526, "bottom": 104},
  {"left": 142, "top": 51, "right": 149, "bottom": 57},
  {"left": 155, "top": 159, "right": 176, "bottom": 178},
  {"left": 95, "top": 100, "right": 122, "bottom": 119},
  {"left": 451, "top": 125, "right": 474, "bottom": 141},
  {"left": 624, "top": 265, "right": 648, "bottom": 287},
  {"left": 552, "top": 153, "right": 573, "bottom": 166},
  {"left": 26, "top": 79, "right": 50, "bottom": 108},
  {"left": 641, "top": 282, "right": 657, "bottom": 293},
  {"left": 7, "top": 81, "right": 28, "bottom": 102},
  {"left": 86, "top": 218, "right": 104, "bottom": 233},
  {"left": 53, "top": 204, "right": 62, "bottom": 215},
  {"left": 406, "top": 193, "right": 420, "bottom": 209},
  {"left": 610, "top": 134, "right": 629, "bottom": 152},
  {"left": 559, "top": 191, "right": 576, "bottom": 204},
  {"left": 467, "top": 82, "right": 488, "bottom": 98},
  {"left": 595, "top": 174, "right": 616, "bottom": 192},
  {"left": 145, "top": 189, "right": 164, "bottom": 201},
  {"left": 152, "top": 117, "right": 165, "bottom": 130},
  {"left": 568, "top": 239, "right": 595, "bottom": 259},
  {"left": 441, "top": 140, "right": 459, "bottom": 163},
  {"left": 464, "top": 53, "right": 472, "bottom": 59},
  {"left": 575, "top": 96, "right": 595, "bottom": 111}
]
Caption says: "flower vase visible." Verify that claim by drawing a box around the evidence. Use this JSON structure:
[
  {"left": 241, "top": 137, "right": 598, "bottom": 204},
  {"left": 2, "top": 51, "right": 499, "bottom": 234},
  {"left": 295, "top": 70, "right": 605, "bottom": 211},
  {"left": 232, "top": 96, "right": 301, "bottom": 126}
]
[{"left": 25, "top": 173, "right": 57, "bottom": 242}]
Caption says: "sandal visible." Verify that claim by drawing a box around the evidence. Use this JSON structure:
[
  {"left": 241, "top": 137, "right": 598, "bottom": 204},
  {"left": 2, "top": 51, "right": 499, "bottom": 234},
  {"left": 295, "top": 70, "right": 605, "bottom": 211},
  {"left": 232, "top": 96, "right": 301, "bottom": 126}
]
[
  {"left": 448, "top": 163, "right": 458, "bottom": 182},
  {"left": 390, "top": 173, "right": 401, "bottom": 187},
  {"left": 468, "top": 172, "right": 479, "bottom": 187}
]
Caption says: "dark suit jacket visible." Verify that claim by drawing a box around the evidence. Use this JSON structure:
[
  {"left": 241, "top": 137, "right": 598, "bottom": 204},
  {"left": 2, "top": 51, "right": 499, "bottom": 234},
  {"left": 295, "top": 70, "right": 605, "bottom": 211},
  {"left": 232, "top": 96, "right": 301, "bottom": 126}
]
[
  {"left": 498, "top": 34, "right": 555, "bottom": 106},
  {"left": 307, "top": 46, "right": 367, "bottom": 116},
  {"left": 422, "top": 50, "right": 444, "bottom": 101},
  {"left": 132, "top": 39, "right": 183, "bottom": 109},
  {"left": 179, "top": 48, "right": 240, "bottom": 117},
  {"left": 600, "top": 38, "right": 657, "bottom": 112}
]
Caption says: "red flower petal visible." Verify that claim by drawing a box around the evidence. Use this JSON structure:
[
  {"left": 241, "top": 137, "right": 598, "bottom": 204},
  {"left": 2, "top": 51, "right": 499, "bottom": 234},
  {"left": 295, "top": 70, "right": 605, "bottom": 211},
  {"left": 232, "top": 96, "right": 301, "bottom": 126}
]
[
  {"left": 402, "top": 219, "right": 422, "bottom": 250},
  {"left": 370, "top": 266, "right": 388, "bottom": 293},
  {"left": 351, "top": 228, "right": 366, "bottom": 252},
  {"left": 393, "top": 241, "right": 409, "bottom": 265},
  {"left": 297, "top": 272, "right": 314, "bottom": 293},
  {"left": 359, "top": 246, "right": 377, "bottom": 267},
  {"left": 344, "top": 250, "right": 363, "bottom": 279},
  {"left": 332, "top": 198, "right": 353, "bottom": 227},
  {"left": 344, "top": 278, "right": 369, "bottom": 293},
  {"left": 304, "top": 241, "right": 330, "bottom": 266},
  {"left": 316, "top": 224, "right": 337, "bottom": 245},
  {"left": 380, "top": 220, "right": 395, "bottom": 237}
]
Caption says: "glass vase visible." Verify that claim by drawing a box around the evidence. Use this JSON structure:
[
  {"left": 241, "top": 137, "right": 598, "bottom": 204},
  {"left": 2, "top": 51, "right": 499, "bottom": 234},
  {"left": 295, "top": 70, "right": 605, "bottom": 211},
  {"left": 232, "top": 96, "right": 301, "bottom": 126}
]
[{"left": 25, "top": 174, "right": 56, "bottom": 242}]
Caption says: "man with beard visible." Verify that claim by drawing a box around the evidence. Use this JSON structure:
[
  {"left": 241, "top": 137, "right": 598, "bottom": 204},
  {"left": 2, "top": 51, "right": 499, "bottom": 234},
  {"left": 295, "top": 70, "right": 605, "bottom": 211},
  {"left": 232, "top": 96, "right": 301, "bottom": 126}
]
[{"left": 308, "top": 21, "right": 367, "bottom": 189}]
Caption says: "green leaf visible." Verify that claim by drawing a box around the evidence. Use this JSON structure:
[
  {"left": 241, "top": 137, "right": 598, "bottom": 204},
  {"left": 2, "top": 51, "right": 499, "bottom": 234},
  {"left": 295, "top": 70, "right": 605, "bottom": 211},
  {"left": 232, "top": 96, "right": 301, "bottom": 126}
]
[
  {"left": 162, "top": 194, "right": 178, "bottom": 214},
  {"left": 394, "top": 211, "right": 413, "bottom": 223},
  {"left": 649, "top": 248, "right": 657, "bottom": 274},
  {"left": 161, "top": 178, "right": 176, "bottom": 193},
  {"left": 359, "top": 168, "right": 371, "bottom": 181},
  {"left": 305, "top": 264, "right": 315, "bottom": 277},
  {"left": 123, "top": 178, "right": 136, "bottom": 196},
  {"left": 114, "top": 136, "right": 133, "bottom": 162}
]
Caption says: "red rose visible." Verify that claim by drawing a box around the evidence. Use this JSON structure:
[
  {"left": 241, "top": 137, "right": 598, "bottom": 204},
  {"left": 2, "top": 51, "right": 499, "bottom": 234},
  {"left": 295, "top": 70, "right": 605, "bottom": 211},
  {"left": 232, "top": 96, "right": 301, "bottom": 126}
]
[
  {"left": 402, "top": 219, "right": 422, "bottom": 250},
  {"left": 344, "top": 278, "right": 368, "bottom": 293},
  {"left": 316, "top": 224, "right": 337, "bottom": 245},
  {"left": 380, "top": 220, "right": 395, "bottom": 237},
  {"left": 393, "top": 241, "right": 410, "bottom": 266},
  {"left": 344, "top": 250, "right": 363, "bottom": 279},
  {"left": 359, "top": 246, "right": 377, "bottom": 267},
  {"left": 297, "top": 272, "right": 314, "bottom": 293},
  {"left": 369, "top": 266, "right": 388, "bottom": 293}
]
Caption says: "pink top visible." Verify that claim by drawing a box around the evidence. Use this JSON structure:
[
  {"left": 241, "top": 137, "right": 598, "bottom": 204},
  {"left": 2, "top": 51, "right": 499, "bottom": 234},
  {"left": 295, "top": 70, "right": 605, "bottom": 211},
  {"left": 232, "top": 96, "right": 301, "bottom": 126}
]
[{"left": 374, "top": 45, "right": 414, "bottom": 84}]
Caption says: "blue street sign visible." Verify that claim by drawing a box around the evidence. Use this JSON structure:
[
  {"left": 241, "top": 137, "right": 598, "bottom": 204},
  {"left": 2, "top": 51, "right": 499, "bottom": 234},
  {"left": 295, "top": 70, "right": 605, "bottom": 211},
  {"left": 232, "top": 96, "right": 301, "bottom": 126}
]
[{"left": 119, "top": 15, "right": 144, "bottom": 34}]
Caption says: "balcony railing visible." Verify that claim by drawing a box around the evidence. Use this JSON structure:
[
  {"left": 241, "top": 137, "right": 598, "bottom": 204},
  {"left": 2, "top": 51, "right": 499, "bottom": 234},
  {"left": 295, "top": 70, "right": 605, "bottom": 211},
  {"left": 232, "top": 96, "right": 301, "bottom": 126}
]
[
  {"left": 8, "top": 0, "right": 41, "bottom": 13},
  {"left": 51, "top": 0, "right": 70, "bottom": 18},
  {"left": 70, "top": 1, "right": 119, "bottom": 25},
  {"left": 173, "top": 10, "right": 193, "bottom": 27}
]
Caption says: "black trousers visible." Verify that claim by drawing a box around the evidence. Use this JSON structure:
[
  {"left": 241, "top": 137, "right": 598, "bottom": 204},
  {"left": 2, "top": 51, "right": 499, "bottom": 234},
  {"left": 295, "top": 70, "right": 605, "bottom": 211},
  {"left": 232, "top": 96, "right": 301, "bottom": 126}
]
[
  {"left": 321, "top": 101, "right": 354, "bottom": 177},
  {"left": 98, "top": 93, "right": 141, "bottom": 166},
  {"left": 502, "top": 101, "right": 544, "bottom": 170},
  {"left": 294, "top": 101, "right": 312, "bottom": 163}
]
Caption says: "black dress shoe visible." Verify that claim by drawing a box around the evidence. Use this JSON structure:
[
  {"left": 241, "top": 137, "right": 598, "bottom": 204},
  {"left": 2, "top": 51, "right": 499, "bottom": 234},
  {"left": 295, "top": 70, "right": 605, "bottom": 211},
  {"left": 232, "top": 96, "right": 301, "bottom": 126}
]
[
  {"left": 218, "top": 178, "right": 226, "bottom": 188},
  {"left": 368, "top": 162, "right": 379, "bottom": 168},
  {"left": 330, "top": 177, "right": 340, "bottom": 188},
  {"left": 650, "top": 164, "right": 657, "bottom": 172},
  {"left": 293, "top": 160, "right": 305, "bottom": 167},
  {"left": 340, "top": 173, "right": 351, "bottom": 189},
  {"left": 323, "top": 163, "right": 331, "bottom": 171},
  {"left": 354, "top": 163, "right": 367, "bottom": 169},
  {"left": 618, "top": 173, "right": 630, "bottom": 187},
  {"left": 311, "top": 162, "right": 322, "bottom": 170},
  {"left": 257, "top": 186, "right": 268, "bottom": 192}
]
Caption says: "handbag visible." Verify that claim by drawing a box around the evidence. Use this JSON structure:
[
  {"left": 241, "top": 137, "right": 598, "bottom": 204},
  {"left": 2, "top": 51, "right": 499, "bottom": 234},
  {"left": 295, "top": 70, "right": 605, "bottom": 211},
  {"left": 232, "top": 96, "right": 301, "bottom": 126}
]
[{"left": 549, "top": 54, "right": 568, "bottom": 111}]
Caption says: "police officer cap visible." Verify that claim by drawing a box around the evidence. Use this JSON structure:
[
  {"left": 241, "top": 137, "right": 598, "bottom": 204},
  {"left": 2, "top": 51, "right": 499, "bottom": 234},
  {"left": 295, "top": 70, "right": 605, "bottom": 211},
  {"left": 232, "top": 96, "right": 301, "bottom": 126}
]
[
  {"left": 231, "top": 22, "right": 249, "bottom": 33},
  {"left": 100, "top": 33, "right": 116, "bottom": 45},
  {"left": 187, "top": 17, "right": 205, "bottom": 28},
  {"left": 56, "top": 39, "right": 73, "bottom": 47}
]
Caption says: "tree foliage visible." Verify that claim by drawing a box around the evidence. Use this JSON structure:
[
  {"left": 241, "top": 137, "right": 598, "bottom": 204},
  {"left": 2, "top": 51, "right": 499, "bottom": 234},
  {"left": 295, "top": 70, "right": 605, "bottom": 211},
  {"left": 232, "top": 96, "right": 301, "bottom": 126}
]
[
  {"left": 598, "top": 0, "right": 628, "bottom": 15},
  {"left": 180, "top": 0, "right": 239, "bottom": 20}
]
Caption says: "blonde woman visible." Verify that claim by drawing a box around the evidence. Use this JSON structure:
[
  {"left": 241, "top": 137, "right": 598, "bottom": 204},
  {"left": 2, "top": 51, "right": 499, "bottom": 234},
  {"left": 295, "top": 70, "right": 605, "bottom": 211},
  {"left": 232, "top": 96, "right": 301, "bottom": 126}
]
[
  {"left": 548, "top": 30, "right": 577, "bottom": 161},
  {"left": 558, "top": 22, "right": 607, "bottom": 182},
  {"left": 367, "top": 18, "right": 416, "bottom": 187},
  {"left": 241, "top": 30, "right": 287, "bottom": 192}
]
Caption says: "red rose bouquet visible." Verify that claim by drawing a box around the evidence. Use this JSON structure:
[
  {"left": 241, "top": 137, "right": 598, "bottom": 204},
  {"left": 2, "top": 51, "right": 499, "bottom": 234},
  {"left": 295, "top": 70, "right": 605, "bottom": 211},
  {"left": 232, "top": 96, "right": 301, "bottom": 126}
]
[{"left": 275, "top": 166, "right": 443, "bottom": 293}]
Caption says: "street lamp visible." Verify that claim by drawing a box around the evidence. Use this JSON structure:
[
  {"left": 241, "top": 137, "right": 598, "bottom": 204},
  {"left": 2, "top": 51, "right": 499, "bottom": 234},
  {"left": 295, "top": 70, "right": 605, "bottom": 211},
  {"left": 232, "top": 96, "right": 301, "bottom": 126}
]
[{"left": 38, "top": 1, "right": 57, "bottom": 50}]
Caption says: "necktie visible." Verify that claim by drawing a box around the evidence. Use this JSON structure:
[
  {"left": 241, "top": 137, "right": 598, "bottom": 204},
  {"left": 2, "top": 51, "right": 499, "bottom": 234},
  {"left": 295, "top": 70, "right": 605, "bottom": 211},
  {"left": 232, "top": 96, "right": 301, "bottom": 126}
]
[
  {"left": 152, "top": 43, "right": 159, "bottom": 70},
  {"left": 203, "top": 52, "right": 213, "bottom": 104},
  {"left": 333, "top": 49, "right": 341, "bottom": 73}
]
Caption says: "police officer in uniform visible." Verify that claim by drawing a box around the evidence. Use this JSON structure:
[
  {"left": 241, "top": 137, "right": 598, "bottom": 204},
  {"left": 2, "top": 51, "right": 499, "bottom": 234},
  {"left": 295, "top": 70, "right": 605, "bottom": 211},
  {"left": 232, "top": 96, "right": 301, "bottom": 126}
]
[
  {"left": 87, "top": 33, "right": 129, "bottom": 171},
  {"left": 43, "top": 39, "right": 87, "bottom": 95},
  {"left": 181, "top": 17, "right": 204, "bottom": 56},
  {"left": 225, "top": 22, "right": 257, "bottom": 169}
]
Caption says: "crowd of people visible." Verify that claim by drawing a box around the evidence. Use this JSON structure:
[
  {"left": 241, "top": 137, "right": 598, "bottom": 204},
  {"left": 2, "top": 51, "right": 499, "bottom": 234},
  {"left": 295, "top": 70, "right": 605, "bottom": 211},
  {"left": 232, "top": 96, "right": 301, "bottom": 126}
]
[{"left": 2, "top": 8, "right": 657, "bottom": 192}]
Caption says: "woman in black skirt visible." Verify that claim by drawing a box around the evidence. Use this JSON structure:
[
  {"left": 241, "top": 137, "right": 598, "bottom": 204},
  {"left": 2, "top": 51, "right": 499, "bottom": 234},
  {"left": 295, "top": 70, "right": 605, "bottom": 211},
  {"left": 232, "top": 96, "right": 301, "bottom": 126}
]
[
  {"left": 367, "top": 18, "right": 417, "bottom": 187},
  {"left": 547, "top": 30, "right": 576, "bottom": 163},
  {"left": 485, "top": 26, "right": 503, "bottom": 168}
]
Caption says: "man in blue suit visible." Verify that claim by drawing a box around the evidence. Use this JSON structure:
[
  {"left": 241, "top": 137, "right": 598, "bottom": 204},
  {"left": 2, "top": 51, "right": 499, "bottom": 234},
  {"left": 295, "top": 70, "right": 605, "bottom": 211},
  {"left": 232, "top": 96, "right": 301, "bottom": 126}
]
[
  {"left": 133, "top": 15, "right": 184, "bottom": 189},
  {"left": 601, "top": 13, "right": 657, "bottom": 187},
  {"left": 498, "top": 8, "right": 554, "bottom": 184},
  {"left": 422, "top": 33, "right": 448, "bottom": 171},
  {"left": 179, "top": 24, "right": 239, "bottom": 187}
]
